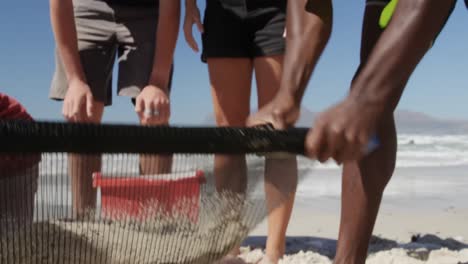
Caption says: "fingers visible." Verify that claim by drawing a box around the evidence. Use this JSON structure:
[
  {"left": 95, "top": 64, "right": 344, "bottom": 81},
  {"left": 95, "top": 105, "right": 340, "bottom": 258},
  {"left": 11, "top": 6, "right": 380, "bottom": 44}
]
[
  {"left": 270, "top": 109, "right": 288, "bottom": 130},
  {"left": 86, "top": 93, "right": 94, "bottom": 118},
  {"left": 184, "top": 21, "right": 199, "bottom": 52},
  {"left": 246, "top": 113, "right": 271, "bottom": 128},
  {"left": 138, "top": 98, "right": 170, "bottom": 125},
  {"left": 62, "top": 100, "right": 72, "bottom": 121},
  {"left": 246, "top": 109, "right": 288, "bottom": 130},
  {"left": 195, "top": 13, "right": 204, "bottom": 33},
  {"left": 71, "top": 97, "right": 83, "bottom": 122},
  {"left": 152, "top": 99, "right": 170, "bottom": 124},
  {"left": 143, "top": 98, "right": 154, "bottom": 123},
  {"left": 327, "top": 125, "right": 345, "bottom": 164},
  {"left": 307, "top": 127, "right": 371, "bottom": 164},
  {"left": 305, "top": 122, "right": 326, "bottom": 161},
  {"left": 64, "top": 96, "right": 100, "bottom": 124},
  {"left": 183, "top": 10, "right": 202, "bottom": 52},
  {"left": 135, "top": 96, "right": 145, "bottom": 121}
]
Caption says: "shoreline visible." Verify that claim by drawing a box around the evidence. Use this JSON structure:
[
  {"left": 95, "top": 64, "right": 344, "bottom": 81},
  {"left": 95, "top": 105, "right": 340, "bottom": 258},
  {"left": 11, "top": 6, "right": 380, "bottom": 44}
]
[{"left": 250, "top": 164, "right": 468, "bottom": 242}]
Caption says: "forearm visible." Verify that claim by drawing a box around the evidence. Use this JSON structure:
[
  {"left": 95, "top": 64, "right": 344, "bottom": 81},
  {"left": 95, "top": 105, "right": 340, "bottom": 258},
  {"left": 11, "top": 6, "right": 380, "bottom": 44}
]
[
  {"left": 148, "top": 0, "right": 181, "bottom": 91},
  {"left": 50, "top": 0, "right": 86, "bottom": 82},
  {"left": 350, "top": 0, "right": 455, "bottom": 113},
  {"left": 185, "top": 0, "right": 197, "bottom": 9},
  {"left": 278, "top": 0, "right": 332, "bottom": 105}
]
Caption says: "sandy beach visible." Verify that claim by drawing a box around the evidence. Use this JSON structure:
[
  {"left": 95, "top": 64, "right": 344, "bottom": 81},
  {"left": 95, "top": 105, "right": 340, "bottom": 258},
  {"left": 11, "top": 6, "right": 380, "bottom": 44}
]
[
  {"left": 240, "top": 165, "right": 468, "bottom": 263},
  {"left": 2, "top": 156, "right": 467, "bottom": 263}
]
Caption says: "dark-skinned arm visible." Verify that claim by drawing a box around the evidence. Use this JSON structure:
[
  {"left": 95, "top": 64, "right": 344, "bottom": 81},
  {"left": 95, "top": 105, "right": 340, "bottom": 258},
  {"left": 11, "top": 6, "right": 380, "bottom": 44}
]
[
  {"left": 247, "top": 0, "right": 332, "bottom": 129},
  {"left": 350, "top": 0, "right": 456, "bottom": 115},
  {"left": 306, "top": 0, "right": 456, "bottom": 163}
]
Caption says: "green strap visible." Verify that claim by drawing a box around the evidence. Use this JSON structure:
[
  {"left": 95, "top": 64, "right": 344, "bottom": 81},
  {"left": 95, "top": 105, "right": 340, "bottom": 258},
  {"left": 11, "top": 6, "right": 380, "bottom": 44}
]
[{"left": 379, "top": 0, "right": 398, "bottom": 29}]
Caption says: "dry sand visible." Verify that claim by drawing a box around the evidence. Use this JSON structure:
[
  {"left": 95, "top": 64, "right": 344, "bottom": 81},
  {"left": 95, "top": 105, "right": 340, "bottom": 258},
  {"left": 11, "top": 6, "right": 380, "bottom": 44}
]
[
  {"left": 238, "top": 165, "right": 468, "bottom": 264},
  {"left": 0, "top": 219, "right": 244, "bottom": 264},
  {"left": 0, "top": 192, "right": 259, "bottom": 264},
  {"left": 2, "top": 164, "right": 468, "bottom": 263}
]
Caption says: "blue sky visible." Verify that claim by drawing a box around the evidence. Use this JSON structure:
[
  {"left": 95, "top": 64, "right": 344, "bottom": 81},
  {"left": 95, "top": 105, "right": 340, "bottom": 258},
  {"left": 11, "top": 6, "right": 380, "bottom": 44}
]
[{"left": 1, "top": 1, "right": 467, "bottom": 125}]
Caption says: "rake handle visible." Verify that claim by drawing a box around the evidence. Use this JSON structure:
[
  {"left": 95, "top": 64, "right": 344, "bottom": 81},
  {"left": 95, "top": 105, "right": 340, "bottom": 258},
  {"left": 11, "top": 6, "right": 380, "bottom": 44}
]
[{"left": 0, "top": 121, "right": 309, "bottom": 155}]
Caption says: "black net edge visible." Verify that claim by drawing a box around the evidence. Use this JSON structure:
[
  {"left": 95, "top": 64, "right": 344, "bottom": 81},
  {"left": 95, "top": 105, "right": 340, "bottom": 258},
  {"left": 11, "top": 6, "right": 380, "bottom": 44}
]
[{"left": 0, "top": 120, "right": 308, "bottom": 155}]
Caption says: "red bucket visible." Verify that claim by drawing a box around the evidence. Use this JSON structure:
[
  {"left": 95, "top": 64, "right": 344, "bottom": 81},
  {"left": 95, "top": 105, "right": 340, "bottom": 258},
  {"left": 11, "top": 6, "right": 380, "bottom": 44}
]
[{"left": 92, "top": 170, "right": 206, "bottom": 222}]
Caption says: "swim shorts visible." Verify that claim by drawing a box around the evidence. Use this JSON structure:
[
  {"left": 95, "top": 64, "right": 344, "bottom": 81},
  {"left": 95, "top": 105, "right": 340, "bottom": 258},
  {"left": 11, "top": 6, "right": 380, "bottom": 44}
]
[
  {"left": 202, "top": 0, "right": 287, "bottom": 62},
  {"left": 50, "top": 0, "right": 172, "bottom": 106}
]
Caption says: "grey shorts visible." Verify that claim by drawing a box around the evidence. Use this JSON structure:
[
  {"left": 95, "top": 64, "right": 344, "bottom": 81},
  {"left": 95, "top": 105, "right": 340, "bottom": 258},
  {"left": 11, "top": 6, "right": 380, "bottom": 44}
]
[{"left": 50, "top": 0, "right": 168, "bottom": 106}]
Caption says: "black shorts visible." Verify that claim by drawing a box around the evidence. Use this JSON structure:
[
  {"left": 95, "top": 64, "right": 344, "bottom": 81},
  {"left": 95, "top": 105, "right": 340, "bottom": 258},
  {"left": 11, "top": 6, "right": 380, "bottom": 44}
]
[{"left": 202, "top": 0, "right": 287, "bottom": 62}]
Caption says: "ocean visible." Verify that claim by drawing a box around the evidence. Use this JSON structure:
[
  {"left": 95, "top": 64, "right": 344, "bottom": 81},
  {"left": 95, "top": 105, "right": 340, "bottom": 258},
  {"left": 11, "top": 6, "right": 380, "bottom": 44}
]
[{"left": 26, "top": 132, "right": 468, "bottom": 219}]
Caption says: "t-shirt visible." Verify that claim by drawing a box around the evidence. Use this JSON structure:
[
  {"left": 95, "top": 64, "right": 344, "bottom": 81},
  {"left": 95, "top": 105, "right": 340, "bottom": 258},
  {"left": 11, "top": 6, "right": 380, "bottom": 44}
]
[{"left": 0, "top": 93, "right": 41, "bottom": 175}]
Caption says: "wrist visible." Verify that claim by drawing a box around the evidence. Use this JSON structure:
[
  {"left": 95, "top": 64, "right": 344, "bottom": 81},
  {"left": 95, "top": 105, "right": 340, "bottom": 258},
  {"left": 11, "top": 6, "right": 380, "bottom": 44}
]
[
  {"left": 68, "top": 75, "right": 87, "bottom": 87},
  {"left": 185, "top": 0, "right": 197, "bottom": 8},
  {"left": 270, "top": 94, "right": 301, "bottom": 125},
  {"left": 275, "top": 89, "right": 300, "bottom": 108},
  {"left": 143, "top": 84, "right": 169, "bottom": 95},
  {"left": 148, "top": 70, "right": 170, "bottom": 90}
]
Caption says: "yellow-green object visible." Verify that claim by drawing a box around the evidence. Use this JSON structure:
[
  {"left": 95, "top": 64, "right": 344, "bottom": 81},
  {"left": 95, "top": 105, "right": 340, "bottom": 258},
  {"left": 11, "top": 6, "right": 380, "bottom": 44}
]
[{"left": 379, "top": 0, "right": 398, "bottom": 29}]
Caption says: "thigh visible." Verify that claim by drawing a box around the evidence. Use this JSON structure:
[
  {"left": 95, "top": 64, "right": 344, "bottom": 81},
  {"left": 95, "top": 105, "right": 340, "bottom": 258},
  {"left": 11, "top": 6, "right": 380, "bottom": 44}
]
[
  {"left": 254, "top": 55, "right": 284, "bottom": 108},
  {"left": 207, "top": 58, "right": 253, "bottom": 126}
]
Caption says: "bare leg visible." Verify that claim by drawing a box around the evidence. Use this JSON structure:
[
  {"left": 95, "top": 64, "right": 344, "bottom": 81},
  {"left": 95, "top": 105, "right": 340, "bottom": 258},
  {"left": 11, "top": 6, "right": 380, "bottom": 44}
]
[
  {"left": 335, "top": 115, "right": 396, "bottom": 264},
  {"left": 208, "top": 58, "right": 253, "bottom": 263},
  {"left": 255, "top": 55, "right": 298, "bottom": 263},
  {"left": 207, "top": 58, "right": 253, "bottom": 194},
  {"left": 139, "top": 118, "right": 173, "bottom": 175},
  {"left": 69, "top": 102, "right": 104, "bottom": 219},
  {"left": 334, "top": 4, "right": 397, "bottom": 264}
]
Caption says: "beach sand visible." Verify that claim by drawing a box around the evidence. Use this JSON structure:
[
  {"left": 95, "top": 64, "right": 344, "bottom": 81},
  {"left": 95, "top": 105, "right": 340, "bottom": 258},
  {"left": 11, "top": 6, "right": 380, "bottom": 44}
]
[
  {"left": 239, "top": 165, "right": 468, "bottom": 263},
  {"left": 0, "top": 192, "right": 255, "bottom": 264},
  {"left": 1, "top": 165, "right": 467, "bottom": 263}
]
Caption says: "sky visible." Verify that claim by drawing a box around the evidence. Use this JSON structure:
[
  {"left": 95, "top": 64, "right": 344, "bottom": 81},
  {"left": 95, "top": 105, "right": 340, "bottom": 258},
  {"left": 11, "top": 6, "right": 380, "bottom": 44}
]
[{"left": 1, "top": 1, "right": 467, "bottom": 125}]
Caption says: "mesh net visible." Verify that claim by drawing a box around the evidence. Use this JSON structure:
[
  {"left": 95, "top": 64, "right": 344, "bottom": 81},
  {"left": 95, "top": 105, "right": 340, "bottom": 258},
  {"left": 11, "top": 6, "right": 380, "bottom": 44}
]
[{"left": 0, "top": 121, "right": 313, "bottom": 264}]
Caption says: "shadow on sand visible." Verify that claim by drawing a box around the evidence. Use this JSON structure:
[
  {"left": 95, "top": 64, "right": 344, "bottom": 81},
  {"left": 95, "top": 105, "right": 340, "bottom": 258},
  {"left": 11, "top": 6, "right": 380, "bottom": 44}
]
[{"left": 242, "top": 234, "right": 468, "bottom": 261}]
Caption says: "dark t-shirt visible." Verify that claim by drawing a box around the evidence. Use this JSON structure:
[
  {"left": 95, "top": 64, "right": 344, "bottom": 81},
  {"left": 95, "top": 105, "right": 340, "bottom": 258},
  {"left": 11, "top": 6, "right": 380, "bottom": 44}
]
[{"left": 0, "top": 94, "right": 41, "bottom": 175}]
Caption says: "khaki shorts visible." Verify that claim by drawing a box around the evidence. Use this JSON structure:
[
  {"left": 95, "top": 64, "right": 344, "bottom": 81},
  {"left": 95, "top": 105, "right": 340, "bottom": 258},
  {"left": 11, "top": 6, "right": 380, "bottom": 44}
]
[
  {"left": 50, "top": 0, "right": 169, "bottom": 106},
  {"left": 0, "top": 165, "right": 38, "bottom": 225}
]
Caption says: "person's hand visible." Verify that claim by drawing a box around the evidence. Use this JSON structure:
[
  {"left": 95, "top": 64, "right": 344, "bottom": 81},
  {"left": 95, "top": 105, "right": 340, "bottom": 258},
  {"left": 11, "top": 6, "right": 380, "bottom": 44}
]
[
  {"left": 135, "top": 85, "right": 170, "bottom": 125},
  {"left": 62, "top": 78, "right": 94, "bottom": 122},
  {"left": 246, "top": 96, "right": 300, "bottom": 130},
  {"left": 183, "top": 1, "right": 204, "bottom": 52},
  {"left": 305, "top": 96, "right": 382, "bottom": 164}
]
